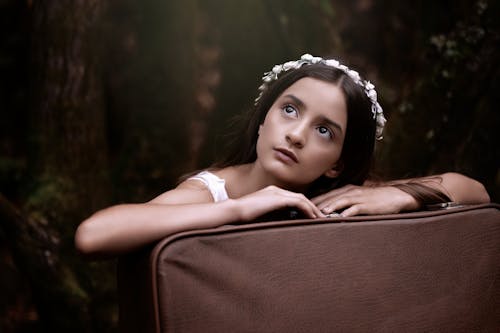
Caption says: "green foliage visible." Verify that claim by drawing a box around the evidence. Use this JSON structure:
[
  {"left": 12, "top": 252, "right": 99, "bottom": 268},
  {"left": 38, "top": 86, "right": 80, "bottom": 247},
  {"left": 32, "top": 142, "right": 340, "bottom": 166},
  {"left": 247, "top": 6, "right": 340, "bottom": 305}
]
[
  {"left": 25, "top": 175, "right": 78, "bottom": 229},
  {"left": 374, "top": 0, "right": 499, "bottom": 199},
  {"left": 317, "top": 0, "right": 335, "bottom": 18}
]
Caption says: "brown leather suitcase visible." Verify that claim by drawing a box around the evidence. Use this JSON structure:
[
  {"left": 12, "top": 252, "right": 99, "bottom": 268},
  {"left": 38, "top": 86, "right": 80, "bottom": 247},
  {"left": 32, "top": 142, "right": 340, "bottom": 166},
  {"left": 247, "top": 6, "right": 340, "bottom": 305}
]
[{"left": 118, "top": 204, "right": 500, "bottom": 333}]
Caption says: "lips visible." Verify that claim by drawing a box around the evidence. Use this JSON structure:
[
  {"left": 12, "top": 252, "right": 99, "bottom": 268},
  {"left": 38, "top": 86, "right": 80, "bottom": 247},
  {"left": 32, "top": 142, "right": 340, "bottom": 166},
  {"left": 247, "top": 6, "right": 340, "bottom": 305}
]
[{"left": 274, "top": 147, "right": 299, "bottom": 163}]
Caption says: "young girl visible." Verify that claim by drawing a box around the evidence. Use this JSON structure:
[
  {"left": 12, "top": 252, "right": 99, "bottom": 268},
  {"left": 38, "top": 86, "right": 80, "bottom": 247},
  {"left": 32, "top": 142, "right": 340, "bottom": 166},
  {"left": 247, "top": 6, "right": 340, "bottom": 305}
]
[{"left": 75, "top": 54, "right": 490, "bottom": 257}]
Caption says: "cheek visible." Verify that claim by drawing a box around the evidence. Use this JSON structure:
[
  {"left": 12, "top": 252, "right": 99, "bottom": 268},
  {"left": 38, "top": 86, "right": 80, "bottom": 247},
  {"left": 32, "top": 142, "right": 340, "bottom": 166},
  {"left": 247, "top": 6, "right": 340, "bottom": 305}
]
[
  {"left": 310, "top": 143, "right": 343, "bottom": 169},
  {"left": 255, "top": 126, "right": 270, "bottom": 156},
  {"left": 258, "top": 114, "right": 280, "bottom": 141}
]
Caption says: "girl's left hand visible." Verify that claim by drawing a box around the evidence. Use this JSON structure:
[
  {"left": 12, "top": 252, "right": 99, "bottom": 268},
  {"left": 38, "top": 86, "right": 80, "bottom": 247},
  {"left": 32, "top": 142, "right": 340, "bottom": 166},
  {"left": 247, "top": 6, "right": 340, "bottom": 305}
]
[{"left": 311, "top": 184, "right": 419, "bottom": 217}]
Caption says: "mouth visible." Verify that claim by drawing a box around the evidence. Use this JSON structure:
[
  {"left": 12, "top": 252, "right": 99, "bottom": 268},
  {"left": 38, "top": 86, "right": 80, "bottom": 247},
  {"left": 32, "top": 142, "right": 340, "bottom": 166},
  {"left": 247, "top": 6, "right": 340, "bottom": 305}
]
[{"left": 274, "top": 147, "right": 299, "bottom": 163}]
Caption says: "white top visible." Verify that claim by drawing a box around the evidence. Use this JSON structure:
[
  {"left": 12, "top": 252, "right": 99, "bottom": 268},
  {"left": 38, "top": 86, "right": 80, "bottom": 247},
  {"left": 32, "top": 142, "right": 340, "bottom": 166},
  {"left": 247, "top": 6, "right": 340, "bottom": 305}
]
[{"left": 187, "top": 171, "right": 229, "bottom": 202}]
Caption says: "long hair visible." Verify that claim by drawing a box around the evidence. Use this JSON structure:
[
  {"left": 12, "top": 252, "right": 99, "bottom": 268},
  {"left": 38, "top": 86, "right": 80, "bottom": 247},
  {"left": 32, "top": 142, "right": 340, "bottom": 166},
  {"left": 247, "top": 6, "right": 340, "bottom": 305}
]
[{"left": 214, "top": 63, "right": 376, "bottom": 197}]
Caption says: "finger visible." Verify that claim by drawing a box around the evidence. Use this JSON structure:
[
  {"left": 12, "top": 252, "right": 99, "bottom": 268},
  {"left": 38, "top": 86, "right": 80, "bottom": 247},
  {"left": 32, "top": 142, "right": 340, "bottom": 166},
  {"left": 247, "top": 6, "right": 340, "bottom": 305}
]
[
  {"left": 316, "top": 198, "right": 342, "bottom": 214},
  {"left": 339, "top": 204, "right": 363, "bottom": 217},
  {"left": 311, "top": 185, "right": 358, "bottom": 204},
  {"left": 271, "top": 191, "right": 318, "bottom": 219},
  {"left": 272, "top": 188, "right": 329, "bottom": 218},
  {"left": 311, "top": 202, "right": 326, "bottom": 218},
  {"left": 292, "top": 196, "right": 325, "bottom": 219},
  {"left": 302, "top": 195, "right": 326, "bottom": 218},
  {"left": 301, "top": 201, "right": 325, "bottom": 218},
  {"left": 318, "top": 203, "right": 335, "bottom": 214},
  {"left": 326, "top": 195, "right": 362, "bottom": 213}
]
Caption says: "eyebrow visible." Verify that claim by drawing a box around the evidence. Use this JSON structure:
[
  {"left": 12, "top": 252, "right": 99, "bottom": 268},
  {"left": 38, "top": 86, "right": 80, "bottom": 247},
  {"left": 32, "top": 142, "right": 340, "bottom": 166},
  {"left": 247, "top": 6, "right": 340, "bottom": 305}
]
[{"left": 282, "top": 94, "right": 344, "bottom": 134}]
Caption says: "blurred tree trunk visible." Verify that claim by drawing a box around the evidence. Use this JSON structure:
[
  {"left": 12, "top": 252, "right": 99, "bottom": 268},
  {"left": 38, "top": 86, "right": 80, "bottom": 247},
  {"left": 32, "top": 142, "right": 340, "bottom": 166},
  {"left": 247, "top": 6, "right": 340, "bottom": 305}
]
[
  {"left": 30, "top": 1, "right": 110, "bottom": 208},
  {"left": 187, "top": 1, "right": 221, "bottom": 170},
  {"left": 1, "top": 0, "right": 114, "bottom": 332}
]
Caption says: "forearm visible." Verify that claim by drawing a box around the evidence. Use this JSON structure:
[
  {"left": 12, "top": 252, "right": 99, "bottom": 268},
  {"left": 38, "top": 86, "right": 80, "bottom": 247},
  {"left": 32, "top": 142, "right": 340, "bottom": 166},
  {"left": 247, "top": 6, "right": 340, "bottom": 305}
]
[
  {"left": 313, "top": 173, "right": 490, "bottom": 217},
  {"left": 374, "top": 172, "right": 490, "bottom": 208},
  {"left": 75, "top": 200, "right": 240, "bottom": 258}
]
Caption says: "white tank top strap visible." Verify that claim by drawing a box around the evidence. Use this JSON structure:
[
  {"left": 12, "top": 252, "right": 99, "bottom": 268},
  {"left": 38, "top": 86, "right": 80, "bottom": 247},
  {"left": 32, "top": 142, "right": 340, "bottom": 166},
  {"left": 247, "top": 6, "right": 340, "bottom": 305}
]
[{"left": 187, "top": 171, "right": 229, "bottom": 202}]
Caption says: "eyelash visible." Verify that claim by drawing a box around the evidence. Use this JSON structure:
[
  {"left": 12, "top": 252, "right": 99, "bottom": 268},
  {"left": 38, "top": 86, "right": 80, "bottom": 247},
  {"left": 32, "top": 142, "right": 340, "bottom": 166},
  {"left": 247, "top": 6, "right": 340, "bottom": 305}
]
[
  {"left": 317, "top": 126, "right": 333, "bottom": 139},
  {"left": 282, "top": 104, "right": 298, "bottom": 117},
  {"left": 281, "top": 103, "right": 334, "bottom": 140}
]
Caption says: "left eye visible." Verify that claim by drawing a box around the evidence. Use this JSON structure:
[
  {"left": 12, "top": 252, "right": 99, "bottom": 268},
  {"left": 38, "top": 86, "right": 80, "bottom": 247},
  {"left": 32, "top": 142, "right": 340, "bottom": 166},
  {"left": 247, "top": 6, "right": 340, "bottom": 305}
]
[{"left": 317, "top": 126, "right": 333, "bottom": 138}]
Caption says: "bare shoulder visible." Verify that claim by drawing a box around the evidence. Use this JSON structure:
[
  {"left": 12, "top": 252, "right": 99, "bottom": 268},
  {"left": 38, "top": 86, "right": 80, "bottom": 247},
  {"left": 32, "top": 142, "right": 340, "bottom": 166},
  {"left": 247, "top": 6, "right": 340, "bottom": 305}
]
[{"left": 149, "top": 179, "right": 213, "bottom": 205}]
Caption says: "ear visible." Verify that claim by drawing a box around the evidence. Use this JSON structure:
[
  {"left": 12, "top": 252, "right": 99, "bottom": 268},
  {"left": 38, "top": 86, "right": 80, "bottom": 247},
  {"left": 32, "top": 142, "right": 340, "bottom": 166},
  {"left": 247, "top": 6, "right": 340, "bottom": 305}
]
[{"left": 324, "top": 162, "right": 343, "bottom": 179}]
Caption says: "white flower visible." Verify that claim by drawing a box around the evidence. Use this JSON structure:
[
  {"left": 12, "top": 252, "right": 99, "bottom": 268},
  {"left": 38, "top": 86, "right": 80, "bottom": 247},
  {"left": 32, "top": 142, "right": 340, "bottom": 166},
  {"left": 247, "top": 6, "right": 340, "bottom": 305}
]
[
  {"left": 347, "top": 70, "right": 360, "bottom": 82},
  {"left": 272, "top": 65, "right": 282, "bottom": 74},
  {"left": 376, "top": 103, "right": 384, "bottom": 114},
  {"left": 256, "top": 53, "right": 386, "bottom": 140},
  {"left": 283, "top": 61, "right": 295, "bottom": 70},
  {"left": 325, "top": 59, "right": 340, "bottom": 67},
  {"left": 301, "top": 54, "right": 313, "bottom": 61},
  {"left": 311, "top": 56, "right": 322, "bottom": 64},
  {"left": 377, "top": 115, "right": 386, "bottom": 126}
]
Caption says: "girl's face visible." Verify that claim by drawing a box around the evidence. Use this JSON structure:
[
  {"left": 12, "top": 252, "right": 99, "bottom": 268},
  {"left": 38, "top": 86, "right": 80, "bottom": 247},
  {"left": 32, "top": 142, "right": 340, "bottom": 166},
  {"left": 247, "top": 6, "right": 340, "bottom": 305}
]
[{"left": 256, "top": 77, "right": 347, "bottom": 190}]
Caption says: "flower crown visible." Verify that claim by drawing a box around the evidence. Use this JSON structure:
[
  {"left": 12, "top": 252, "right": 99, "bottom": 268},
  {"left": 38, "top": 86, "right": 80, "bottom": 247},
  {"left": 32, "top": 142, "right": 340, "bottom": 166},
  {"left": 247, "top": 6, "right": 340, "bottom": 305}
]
[{"left": 255, "top": 54, "right": 387, "bottom": 140}]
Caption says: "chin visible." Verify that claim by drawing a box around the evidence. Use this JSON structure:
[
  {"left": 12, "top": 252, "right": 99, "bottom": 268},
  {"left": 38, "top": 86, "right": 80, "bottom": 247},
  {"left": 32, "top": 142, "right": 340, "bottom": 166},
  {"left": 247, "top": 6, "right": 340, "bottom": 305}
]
[{"left": 259, "top": 154, "right": 315, "bottom": 188}]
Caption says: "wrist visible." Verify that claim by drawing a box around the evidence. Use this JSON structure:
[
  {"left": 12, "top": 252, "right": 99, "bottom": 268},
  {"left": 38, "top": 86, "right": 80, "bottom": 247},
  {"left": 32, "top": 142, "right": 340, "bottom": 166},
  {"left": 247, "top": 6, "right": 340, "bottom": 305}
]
[
  {"left": 223, "top": 199, "right": 246, "bottom": 222},
  {"left": 390, "top": 185, "right": 420, "bottom": 211}
]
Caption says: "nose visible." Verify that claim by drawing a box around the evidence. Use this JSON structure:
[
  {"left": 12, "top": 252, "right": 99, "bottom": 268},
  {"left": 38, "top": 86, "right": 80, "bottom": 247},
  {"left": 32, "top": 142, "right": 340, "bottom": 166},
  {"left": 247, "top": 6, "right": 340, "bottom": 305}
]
[{"left": 286, "top": 123, "right": 307, "bottom": 148}]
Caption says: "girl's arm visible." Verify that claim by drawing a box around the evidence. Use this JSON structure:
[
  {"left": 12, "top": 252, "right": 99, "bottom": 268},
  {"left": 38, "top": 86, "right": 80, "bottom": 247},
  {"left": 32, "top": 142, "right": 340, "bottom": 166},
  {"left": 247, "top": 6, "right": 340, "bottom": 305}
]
[
  {"left": 312, "top": 172, "right": 490, "bottom": 217},
  {"left": 75, "top": 182, "right": 323, "bottom": 258},
  {"left": 381, "top": 172, "right": 490, "bottom": 205}
]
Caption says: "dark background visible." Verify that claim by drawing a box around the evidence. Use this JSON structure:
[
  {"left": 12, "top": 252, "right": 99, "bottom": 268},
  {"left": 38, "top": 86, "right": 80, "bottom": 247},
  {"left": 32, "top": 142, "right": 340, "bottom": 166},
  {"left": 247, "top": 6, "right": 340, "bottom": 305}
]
[{"left": 0, "top": 0, "right": 498, "bottom": 332}]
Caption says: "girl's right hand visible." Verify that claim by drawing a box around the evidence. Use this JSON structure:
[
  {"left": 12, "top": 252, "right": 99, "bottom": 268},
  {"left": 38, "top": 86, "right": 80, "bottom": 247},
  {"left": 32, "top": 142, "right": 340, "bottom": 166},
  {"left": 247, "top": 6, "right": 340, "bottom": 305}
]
[{"left": 234, "top": 185, "right": 325, "bottom": 222}]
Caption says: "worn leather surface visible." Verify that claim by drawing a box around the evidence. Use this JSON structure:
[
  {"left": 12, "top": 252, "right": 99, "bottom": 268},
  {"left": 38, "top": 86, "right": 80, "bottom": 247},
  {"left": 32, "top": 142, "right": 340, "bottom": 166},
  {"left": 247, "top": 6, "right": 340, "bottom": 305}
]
[{"left": 118, "top": 204, "right": 500, "bottom": 333}]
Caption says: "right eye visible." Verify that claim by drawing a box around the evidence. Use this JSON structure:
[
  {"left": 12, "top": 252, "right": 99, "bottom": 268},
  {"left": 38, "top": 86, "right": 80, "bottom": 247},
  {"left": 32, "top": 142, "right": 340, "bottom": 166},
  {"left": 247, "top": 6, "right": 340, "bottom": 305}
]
[{"left": 282, "top": 104, "right": 298, "bottom": 118}]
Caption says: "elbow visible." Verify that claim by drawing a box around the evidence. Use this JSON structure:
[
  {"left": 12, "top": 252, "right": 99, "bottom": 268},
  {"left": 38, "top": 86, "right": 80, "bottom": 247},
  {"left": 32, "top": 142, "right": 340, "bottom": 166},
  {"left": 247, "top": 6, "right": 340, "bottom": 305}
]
[
  {"left": 442, "top": 172, "right": 491, "bottom": 204},
  {"left": 74, "top": 204, "right": 134, "bottom": 259},
  {"left": 74, "top": 222, "right": 96, "bottom": 256},
  {"left": 74, "top": 216, "right": 106, "bottom": 258},
  {"left": 475, "top": 181, "right": 491, "bottom": 204}
]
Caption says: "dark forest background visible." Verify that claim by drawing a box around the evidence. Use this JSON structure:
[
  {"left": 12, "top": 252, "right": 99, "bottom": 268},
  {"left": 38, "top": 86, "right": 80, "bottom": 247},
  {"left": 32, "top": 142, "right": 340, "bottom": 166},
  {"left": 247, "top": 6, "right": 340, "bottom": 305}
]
[{"left": 0, "top": 0, "right": 498, "bottom": 332}]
